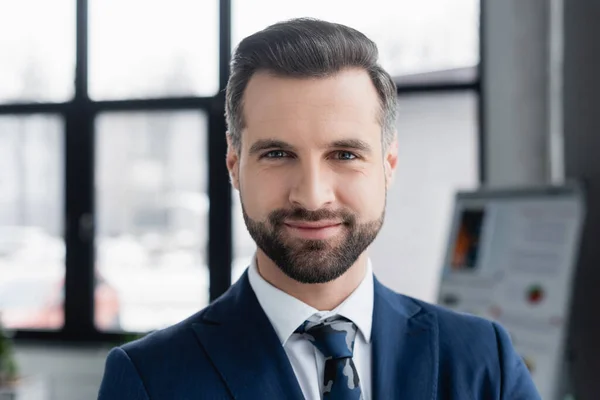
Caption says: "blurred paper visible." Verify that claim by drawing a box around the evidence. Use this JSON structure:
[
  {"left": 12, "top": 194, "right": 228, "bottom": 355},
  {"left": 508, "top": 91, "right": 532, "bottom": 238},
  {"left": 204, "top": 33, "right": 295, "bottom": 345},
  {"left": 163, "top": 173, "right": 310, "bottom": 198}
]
[{"left": 437, "top": 184, "right": 585, "bottom": 400}]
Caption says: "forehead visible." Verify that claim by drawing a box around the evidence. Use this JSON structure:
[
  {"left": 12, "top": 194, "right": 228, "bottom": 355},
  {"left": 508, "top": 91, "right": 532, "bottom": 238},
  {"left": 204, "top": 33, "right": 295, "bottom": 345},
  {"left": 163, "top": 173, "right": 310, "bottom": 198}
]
[{"left": 242, "top": 69, "right": 382, "bottom": 145}]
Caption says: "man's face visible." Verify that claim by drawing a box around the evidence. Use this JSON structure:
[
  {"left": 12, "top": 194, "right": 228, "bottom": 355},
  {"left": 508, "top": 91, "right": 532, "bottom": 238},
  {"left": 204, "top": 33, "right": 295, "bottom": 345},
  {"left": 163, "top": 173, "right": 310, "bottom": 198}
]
[{"left": 227, "top": 69, "right": 398, "bottom": 284}]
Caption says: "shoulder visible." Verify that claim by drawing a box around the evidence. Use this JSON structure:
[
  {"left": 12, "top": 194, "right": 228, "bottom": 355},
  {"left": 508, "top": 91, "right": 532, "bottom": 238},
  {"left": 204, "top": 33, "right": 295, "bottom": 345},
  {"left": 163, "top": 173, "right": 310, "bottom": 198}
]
[
  {"left": 377, "top": 283, "right": 507, "bottom": 363},
  {"left": 101, "top": 305, "right": 232, "bottom": 398},
  {"left": 378, "top": 284, "right": 540, "bottom": 398},
  {"left": 120, "top": 308, "right": 208, "bottom": 364},
  {"left": 120, "top": 275, "right": 245, "bottom": 361},
  {"left": 408, "top": 296, "right": 539, "bottom": 398},
  {"left": 106, "top": 307, "right": 222, "bottom": 396},
  {"left": 376, "top": 281, "right": 498, "bottom": 339},
  {"left": 418, "top": 298, "right": 501, "bottom": 343}
]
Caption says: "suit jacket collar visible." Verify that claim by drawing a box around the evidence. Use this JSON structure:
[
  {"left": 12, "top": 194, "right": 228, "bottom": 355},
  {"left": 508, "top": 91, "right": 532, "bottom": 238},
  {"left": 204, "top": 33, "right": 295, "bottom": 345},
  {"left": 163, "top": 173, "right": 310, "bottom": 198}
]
[
  {"left": 192, "top": 271, "right": 437, "bottom": 400},
  {"left": 372, "top": 277, "right": 438, "bottom": 400},
  {"left": 192, "top": 271, "right": 304, "bottom": 400}
]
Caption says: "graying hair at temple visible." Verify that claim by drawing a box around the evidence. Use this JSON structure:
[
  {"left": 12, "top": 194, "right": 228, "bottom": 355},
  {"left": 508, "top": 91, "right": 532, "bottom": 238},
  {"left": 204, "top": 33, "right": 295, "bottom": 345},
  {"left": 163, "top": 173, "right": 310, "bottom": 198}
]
[{"left": 225, "top": 18, "right": 398, "bottom": 153}]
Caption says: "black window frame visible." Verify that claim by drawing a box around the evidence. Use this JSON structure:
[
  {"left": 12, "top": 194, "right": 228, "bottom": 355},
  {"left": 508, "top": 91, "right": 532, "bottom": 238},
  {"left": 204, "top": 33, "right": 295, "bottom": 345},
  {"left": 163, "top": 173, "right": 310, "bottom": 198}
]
[{"left": 1, "top": 0, "right": 484, "bottom": 344}]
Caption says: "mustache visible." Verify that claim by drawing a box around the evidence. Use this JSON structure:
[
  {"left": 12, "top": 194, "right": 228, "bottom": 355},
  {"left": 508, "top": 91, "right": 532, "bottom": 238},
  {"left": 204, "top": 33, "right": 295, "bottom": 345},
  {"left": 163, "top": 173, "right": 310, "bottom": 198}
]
[{"left": 268, "top": 207, "right": 356, "bottom": 226}]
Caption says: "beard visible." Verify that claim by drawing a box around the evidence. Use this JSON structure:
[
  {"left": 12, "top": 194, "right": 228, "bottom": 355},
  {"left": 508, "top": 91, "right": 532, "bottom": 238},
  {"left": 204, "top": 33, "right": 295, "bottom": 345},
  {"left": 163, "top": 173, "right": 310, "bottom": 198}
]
[{"left": 242, "top": 201, "right": 384, "bottom": 284}]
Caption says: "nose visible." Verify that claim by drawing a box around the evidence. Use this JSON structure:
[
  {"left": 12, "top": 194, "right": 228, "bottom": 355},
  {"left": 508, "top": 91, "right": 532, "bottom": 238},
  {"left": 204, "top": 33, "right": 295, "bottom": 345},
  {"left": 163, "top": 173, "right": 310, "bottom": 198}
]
[{"left": 288, "top": 159, "right": 335, "bottom": 211}]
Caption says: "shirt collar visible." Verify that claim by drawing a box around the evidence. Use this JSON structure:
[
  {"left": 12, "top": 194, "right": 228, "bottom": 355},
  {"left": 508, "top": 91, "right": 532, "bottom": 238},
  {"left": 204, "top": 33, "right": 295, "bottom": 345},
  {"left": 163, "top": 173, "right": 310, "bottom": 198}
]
[{"left": 248, "top": 255, "right": 374, "bottom": 346}]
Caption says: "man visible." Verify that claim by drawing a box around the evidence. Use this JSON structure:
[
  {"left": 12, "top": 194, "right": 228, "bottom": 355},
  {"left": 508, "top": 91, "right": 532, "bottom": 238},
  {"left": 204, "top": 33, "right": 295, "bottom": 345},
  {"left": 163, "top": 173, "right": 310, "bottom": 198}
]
[{"left": 98, "top": 18, "right": 540, "bottom": 399}]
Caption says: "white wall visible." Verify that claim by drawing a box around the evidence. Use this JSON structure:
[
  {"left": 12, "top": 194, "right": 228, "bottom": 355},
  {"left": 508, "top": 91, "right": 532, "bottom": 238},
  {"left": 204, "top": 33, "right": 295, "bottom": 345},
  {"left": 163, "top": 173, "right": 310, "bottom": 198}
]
[{"left": 371, "top": 92, "right": 478, "bottom": 302}]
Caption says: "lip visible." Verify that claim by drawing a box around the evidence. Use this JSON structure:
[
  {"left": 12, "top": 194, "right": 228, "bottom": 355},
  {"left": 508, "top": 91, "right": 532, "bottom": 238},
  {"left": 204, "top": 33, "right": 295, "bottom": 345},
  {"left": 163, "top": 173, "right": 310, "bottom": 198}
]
[
  {"left": 284, "top": 220, "right": 341, "bottom": 229},
  {"left": 284, "top": 221, "right": 343, "bottom": 240}
]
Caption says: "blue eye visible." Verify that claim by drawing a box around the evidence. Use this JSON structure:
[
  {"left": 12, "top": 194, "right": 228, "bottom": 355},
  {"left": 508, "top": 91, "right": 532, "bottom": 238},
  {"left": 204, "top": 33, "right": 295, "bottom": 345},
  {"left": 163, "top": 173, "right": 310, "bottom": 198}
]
[
  {"left": 335, "top": 151, "right": 357, "bottom": 161},
  {"left": 264, "top": 150, "right": 289, "bottom": 159}
]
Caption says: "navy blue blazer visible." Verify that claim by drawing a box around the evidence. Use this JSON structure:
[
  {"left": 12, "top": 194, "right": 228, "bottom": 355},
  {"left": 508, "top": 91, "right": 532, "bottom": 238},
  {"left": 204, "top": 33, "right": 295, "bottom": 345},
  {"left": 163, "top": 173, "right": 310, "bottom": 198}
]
[{"left": 98, "top": 271, "right": 540, "bottom": 399}]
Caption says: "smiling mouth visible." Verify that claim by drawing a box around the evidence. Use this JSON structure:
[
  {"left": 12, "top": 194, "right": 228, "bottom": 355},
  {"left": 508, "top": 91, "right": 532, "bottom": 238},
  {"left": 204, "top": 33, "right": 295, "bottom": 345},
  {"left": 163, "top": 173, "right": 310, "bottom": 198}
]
[
  {"left": 283, "top": 221, "right": 343, "bottom": 240},
  {"left": 285, "top": 220, "right": 341, "bottom": 228}
]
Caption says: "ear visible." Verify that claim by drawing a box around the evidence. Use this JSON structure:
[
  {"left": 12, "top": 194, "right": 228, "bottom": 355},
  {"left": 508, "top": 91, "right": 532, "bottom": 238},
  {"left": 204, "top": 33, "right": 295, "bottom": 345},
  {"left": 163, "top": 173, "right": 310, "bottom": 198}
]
[
  {"left": 384, "top": 135, "right": 398, "bottom": 189},
  {"left": 226, "top": 133, "right": 240, "bottom": 190}
]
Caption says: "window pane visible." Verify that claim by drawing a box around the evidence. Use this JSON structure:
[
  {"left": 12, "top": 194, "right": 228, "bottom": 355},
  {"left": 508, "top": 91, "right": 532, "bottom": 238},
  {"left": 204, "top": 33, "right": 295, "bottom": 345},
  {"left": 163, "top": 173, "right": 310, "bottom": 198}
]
[
  {"left": 0, "top": 115, "right": 65, "bottom": 330},
  {"left": 95, "top": 111, "right": 208, "bottom": 332},
  {"left": 370, "top": 92, "right": 478, "bottom": 302},
  {"left": 232, "top": 0, "right": 479, "bottom": 78},
  {"left": 89, "top": 0, "right": 219, "bottom": 100},
  {"left": 0, "top": 1, "right": 75, "bottom": 103}
]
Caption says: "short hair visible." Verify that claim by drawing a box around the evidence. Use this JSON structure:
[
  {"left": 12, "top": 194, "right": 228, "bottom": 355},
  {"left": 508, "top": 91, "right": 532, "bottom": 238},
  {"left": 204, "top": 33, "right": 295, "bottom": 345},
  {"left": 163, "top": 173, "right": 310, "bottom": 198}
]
[{"left": 225, "top": 18, "right": 397, "bottom": 152}]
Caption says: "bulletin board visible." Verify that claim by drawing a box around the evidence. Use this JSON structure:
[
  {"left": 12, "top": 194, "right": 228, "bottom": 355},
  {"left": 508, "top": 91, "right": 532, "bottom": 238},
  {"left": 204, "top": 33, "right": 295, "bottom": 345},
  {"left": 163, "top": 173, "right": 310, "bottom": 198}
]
[{"left": 437, "top": 184, "right": 585, "bottom": 400}]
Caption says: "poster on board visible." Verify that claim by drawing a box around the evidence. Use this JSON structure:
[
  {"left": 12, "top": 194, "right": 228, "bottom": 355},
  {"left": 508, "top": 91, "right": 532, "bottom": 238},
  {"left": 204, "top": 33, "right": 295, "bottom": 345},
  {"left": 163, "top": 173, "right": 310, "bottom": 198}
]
[{"left": 437, "top": 184, "right": 585, "bottom": 400}]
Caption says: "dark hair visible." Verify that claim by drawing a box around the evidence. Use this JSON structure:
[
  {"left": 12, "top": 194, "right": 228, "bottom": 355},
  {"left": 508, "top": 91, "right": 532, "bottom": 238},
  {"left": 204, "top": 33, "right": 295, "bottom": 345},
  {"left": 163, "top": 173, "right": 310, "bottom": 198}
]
[{"left": 225, "top": 18, "right": 397, "bottom": 152}]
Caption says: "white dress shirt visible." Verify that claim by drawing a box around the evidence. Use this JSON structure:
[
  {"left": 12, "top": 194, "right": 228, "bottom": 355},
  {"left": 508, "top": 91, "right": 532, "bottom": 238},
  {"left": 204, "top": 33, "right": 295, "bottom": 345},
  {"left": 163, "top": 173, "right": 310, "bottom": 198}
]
[{"left": 248, "top": 256, "right": 374, "bottom": 400}]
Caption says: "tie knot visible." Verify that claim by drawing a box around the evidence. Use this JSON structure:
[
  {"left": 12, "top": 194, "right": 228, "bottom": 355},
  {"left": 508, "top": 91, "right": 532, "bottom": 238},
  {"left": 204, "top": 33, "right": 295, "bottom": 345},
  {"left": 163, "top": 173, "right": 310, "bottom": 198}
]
[{"left": 295, "top": 316, "right": 358, "bottom": 360}]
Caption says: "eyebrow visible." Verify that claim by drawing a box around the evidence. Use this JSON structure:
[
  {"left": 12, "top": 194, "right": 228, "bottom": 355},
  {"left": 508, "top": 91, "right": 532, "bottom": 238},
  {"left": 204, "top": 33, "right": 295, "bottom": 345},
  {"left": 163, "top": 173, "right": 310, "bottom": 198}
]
[
  {"left": 329, "top": 139, "right": 372, "bottom": 153},
  {"left": 249, "top": 139, "right": 297, "bottom": 155},
  {"left": 248, "top": 138, "right": 373, "bottom": 156}
]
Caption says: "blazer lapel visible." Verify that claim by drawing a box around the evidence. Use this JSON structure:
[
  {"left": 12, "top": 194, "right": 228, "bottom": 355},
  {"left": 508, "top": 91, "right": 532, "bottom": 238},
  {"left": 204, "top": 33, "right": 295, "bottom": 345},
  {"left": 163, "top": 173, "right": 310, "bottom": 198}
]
[
  {"left": 372, "top": 278, "right": 438, "bottom": 400},
  {"left": 192, "top": 272, "right": 304, "bottom": 400}
]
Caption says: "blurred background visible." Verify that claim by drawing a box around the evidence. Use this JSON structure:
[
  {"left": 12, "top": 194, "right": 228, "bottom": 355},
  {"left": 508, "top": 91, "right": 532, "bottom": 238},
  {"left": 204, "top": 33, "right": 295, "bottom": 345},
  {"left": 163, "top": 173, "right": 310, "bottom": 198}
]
[{"left": 0, "top": 0, "right": 598, "bottom": 399}]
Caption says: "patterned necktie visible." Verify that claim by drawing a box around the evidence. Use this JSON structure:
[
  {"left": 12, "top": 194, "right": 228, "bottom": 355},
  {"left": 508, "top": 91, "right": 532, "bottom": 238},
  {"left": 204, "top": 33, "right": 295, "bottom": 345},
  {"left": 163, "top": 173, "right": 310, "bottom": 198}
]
[{"left": 296, "top": 316, "right": 363, "bottom": 399}]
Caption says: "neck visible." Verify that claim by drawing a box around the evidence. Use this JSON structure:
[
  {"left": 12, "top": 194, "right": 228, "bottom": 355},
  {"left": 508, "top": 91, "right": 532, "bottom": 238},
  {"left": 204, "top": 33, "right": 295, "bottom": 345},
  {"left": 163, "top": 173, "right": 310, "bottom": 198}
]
[{"left": 255, "top": 250, "right": 369, "bottom": 311}]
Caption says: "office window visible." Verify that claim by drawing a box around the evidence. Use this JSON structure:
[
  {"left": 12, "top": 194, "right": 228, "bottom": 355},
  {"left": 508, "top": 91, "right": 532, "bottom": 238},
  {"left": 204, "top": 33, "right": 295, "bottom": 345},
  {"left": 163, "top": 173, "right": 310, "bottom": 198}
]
[
  {"left": 0, "top": 115, "right": 64, "bottom": 330},
  {"left": 370, "top": 92, "right": 478, "bottom": 302},
  {"left": 89, "top": 0, "right": 220, "bottom": 100},
  {"left": 232, "top": 0, "right": 479, "bottom": 78},
  {"left": 95, "top": 111, "right": 208, "bottom": 332},
  {"left": 0, "top": 0, "right": 75, "bottom": 103}
]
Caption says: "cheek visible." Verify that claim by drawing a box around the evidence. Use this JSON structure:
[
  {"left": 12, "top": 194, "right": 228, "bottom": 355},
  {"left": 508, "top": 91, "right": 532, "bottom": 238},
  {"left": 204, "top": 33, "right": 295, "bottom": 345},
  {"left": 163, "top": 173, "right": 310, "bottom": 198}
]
[
  {"left": 337, "top": 169, "right": 386, "bottom": 217},
  {"left": 239, "top": 167, "right": 289, "bottom": 219}
]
